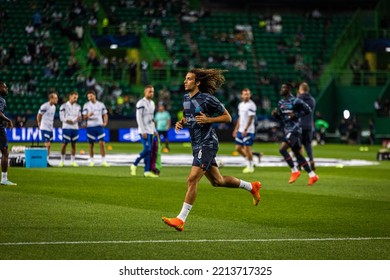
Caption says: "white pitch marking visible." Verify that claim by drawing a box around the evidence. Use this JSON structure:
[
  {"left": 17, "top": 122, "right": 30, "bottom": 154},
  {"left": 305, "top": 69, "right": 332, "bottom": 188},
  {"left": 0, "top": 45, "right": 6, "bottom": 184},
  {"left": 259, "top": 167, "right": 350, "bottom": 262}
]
[{"left": 0, "top": 237, "right": 388, "bottom": 246}]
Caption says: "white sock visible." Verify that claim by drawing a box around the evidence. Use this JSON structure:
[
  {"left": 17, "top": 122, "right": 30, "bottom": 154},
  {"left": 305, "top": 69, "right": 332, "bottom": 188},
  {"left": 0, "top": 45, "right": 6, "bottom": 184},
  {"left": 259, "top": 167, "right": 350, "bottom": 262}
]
[
  {"left": 249, "top": 160, "right": 254, "bottom": 168},
  {"left": 89, "top": 157, "right": 94, "bottom": 163},
  {"left": 61, "top": 154, "right": 65, "bottom": 162},
  {"left": 2, "top": 172, "right": 7, "bottom": 181},
  {"left": 177, "top": 202, "right": 192, "bottom": 222},
  {"left": 239, "top": 179, "right": 252, "bottom": 192},
  {"left": 71, "top": 155, "right": 75, "bottom": 162},
  {"left": 291, "top": 166, "right": 299, "bottom": 173},
  {"left": 309, "top": 171, "right": 316, "bottom": 177},
  {"left": 101, "top": 156, "right": 106, "bottom": 162}
]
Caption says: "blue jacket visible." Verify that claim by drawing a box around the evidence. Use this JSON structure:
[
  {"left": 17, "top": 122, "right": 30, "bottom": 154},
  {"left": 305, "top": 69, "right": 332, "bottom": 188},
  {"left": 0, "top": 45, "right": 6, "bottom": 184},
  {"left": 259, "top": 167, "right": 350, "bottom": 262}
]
[{"left": 298, "top": 92, "right": 316, "bottom": 131}]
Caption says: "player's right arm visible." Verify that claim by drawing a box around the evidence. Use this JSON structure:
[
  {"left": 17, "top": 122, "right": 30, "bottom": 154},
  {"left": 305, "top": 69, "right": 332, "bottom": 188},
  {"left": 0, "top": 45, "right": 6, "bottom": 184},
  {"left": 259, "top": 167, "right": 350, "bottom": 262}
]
[
  {"left": 36, "top": 113, "right": 42, "bottom": 128},
  {"left": 175, "top": 117, "right": 187, "bottom": 132},
  {"left": 0, "top": 112, "right": 13, "bottom": 129},
  {"left": 232, "top": 117, "right": 240, "bottom": 137}
]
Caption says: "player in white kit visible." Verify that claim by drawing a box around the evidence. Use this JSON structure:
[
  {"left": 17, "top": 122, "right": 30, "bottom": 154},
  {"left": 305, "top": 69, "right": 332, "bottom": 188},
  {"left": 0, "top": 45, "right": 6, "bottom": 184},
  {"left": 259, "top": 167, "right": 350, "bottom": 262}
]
[
  {"left": 37, "top": 92, "right": 58, "bottom": 166},
  {"left": 82, "top": 90, "right": 109, "bottom": 167},
  {"left": 232, "top": 88, "right": 257, "bottom": 173},
  {"left": 58, "top": 91, "right": 82, "bottom": 167},
  {"left": 130, "top": 85, "right": 159, "bottom": 177}
]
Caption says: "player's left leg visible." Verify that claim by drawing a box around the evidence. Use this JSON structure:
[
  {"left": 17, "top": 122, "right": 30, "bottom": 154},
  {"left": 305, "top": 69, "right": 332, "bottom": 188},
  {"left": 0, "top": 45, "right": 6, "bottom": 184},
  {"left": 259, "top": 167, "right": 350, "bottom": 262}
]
[
  {"left": 162, "top": 166, "right": 204, "bottom": 231},
  {"left": 205, "top": 165, "right": 261, "bottom": 206},
  {"left": 292, "top": 142, "right": 318, "bottom": 186},
  {"left": 0, "top": 139, "right": 16, "bottom": 186}
]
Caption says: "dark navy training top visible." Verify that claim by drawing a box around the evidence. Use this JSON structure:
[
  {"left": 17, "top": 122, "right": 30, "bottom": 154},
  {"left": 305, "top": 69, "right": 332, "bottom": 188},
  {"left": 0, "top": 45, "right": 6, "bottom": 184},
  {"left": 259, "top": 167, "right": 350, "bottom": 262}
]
[
  {"left": 182, "top": 91, "right": 225, "bottom": 151},
  {"left": 274, "top": 94, "right": 311, "bottom": 135}
]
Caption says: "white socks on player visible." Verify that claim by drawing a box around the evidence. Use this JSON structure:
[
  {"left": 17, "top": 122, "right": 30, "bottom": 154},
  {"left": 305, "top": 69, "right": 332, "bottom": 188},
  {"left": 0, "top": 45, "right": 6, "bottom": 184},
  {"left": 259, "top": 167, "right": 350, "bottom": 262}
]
[
  {"left": 291, "top": 166, "right": 299, "bottom": 173},
  {"left": 2, "top": 172, "right": 7, "bottom": 181},
  {"left": 239, "top": 179, "right": 252, "bottom": 192},
  {"left": 177, "top": 202, "right": 192, "bottom": 222}
]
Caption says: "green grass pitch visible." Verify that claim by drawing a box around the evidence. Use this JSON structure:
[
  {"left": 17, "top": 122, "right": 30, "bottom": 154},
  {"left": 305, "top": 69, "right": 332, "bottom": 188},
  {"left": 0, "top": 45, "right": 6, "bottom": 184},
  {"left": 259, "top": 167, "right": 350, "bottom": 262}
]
[{"left": 0, "top": 142, "right": 389, "bottom": 260}]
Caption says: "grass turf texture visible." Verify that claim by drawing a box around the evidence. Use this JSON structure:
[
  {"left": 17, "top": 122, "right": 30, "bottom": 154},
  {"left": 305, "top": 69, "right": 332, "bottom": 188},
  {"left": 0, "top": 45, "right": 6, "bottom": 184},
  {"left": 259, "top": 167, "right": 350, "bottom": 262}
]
[{"left": 0, "top": 143, "right": 389, "bottom": 260}]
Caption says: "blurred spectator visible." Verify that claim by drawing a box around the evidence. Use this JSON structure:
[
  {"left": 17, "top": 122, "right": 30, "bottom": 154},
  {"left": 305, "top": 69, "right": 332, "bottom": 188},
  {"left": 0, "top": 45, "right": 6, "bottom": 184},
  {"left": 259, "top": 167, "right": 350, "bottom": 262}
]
[
  {"left": 258, "top": 57, "right": 267, "bottom": 72},
  {"left": 347, "top": 116, "right": 361, "bottom": 144},
  {"left": 311, "top": 9, "right": 322, "bottom": 19},
  {"left": 266, "top": 13, "right": 282, "bottom": 33},
  {"left": 158, "top": 85, "right": 171, "bottom": 110},
  {"left": 141, "top": 59, "right": 149, "bottom": 85},
  {"left": 25, "top": 22, "right": 35, "bottom": 35},
  {"left": 350, "top": 59, "right": 361, "bottom": 85},
  {"left": 127, "top": 59, "right": 137, "bottom": 84},
  {"left": 65, "top": 55, "right": 81, "bottom": 77},
  {"left": 21, "top": 53, "right": 32, "bottom": 65},
  {"left": 75, "top": 24, "right": 84, "bottom": 47},
  {"left": 15, "top": 115, "right": 27, "bottom": 128},
  {"left": 368, "top": 118, "right": 375, "bottom": 145},
  {"left": 11, "top": 81, "right": 25, "bottom": 96},
  {"left": 86, "top": 47, "right": 99, "bottom": 75},
  {"left": 374, "top": 98, "right": 382, "bottom": 116},
  {"left": 7, "top": 43, "right": 15, "bottom": 64},
  {"left": 86, "top": 76, "right": 97, "bottom": 90},
  {"left": 338, "top": 118, "right": 348, "bottom": 143},
  {"left": 88, "top": 15, "right": 98, "bottom": 35},
  {"left": 314, "top": 112, "right": 329, "bottom": 145},
  {"left": 51, "top": 10, "right": 63, "bottom": 29},
  {"left": 75, "top": 73, "right": 86, "bottom": 90},
  {"left": 361, "top": 58, "right": 370, "bottom": 85},
  {"left": 383, "top": 98, "right": 390, "bottom": 116},
  {"left": 32, "top": 10, "right": 42, "bottom": 29}
]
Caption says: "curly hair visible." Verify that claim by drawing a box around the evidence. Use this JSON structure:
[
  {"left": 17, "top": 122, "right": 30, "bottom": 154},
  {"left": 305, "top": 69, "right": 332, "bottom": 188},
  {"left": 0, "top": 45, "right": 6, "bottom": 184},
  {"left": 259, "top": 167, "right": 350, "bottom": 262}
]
[{"left": 188, "top": 68, "right": 227, "bottom": 94}]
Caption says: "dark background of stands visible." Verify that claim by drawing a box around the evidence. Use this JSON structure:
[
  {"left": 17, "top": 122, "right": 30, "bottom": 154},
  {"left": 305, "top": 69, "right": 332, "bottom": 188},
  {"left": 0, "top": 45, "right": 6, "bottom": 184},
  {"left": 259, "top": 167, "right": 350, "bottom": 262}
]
[{"left": 1, "top": 0, "right": 389, "bottom": 143}]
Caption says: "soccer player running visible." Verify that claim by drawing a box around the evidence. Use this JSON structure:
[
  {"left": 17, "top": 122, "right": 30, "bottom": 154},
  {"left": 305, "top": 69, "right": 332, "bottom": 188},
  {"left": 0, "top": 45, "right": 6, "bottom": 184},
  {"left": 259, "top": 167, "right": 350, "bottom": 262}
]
[
  {"left": 130, "top": 85, "right": 159, "bottom": 178},
  {"left": 58, "top": 91, "right": 82, "bottom": 167},
  {"left": 232, "top": 88, "right": 257, "bottom": 173},
  {"left": 82, "top": 89, "right": 110, "bottom": 167},
  {"left": 0, "top": 81, "right": 17, "bottom": 185},
  {"left": 37, "top": 91, "right": 58, "bottom": 166},
  {"left": 162, "top": 68, "right": 262, "bottom": 231},
  {"left": 297, "top": 82, "right": 316, "bottom": 171},
  {"left": 272, "top": 83, "right": 319, "bottom": 185}
]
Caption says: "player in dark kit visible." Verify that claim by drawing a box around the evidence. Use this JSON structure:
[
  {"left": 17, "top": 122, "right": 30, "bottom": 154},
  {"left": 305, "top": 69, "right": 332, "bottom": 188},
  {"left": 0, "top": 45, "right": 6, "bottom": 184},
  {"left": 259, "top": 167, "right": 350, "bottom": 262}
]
[
  {"left": 0, "top": 81, "right": 17, "bottom": 186},
  {"left": 162, "top": 68, "right": 262, "bottom": 231},
  {"left": 297, "top": 82, "right": 316, "bottom": 170},
  {"left": 272, "top": 83, "right": 319, "bottom": 186}
]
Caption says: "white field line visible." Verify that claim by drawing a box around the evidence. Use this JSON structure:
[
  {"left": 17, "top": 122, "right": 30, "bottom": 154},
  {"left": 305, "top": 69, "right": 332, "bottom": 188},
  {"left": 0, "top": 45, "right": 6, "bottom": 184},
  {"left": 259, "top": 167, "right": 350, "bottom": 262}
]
[{"left": 0, "top": 237, "right": 389, "bottom": 246}]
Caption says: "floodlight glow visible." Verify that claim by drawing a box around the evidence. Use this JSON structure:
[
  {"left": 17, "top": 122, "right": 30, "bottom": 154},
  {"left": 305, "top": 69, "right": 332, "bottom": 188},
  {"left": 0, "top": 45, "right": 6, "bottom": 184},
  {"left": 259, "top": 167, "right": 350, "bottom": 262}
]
[
  {"left": 110, "top": 44, "right": 118, "bottom": 49},
  {"left": 343, "top": 110, "right": 350, "bottom": 119}
]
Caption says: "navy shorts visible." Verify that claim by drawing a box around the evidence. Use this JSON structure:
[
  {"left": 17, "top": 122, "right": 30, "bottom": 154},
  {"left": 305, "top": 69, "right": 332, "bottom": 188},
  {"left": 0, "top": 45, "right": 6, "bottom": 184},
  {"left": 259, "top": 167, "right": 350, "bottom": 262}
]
[
  {"left": 62, "top": 129, "right": 79, "bottom": 143},
  {"left": 192, "top": 147, "right": 218, "bottom": 171},
  {"left": 40, "top": 130, "right": 53, "bottom": 142},
  {"left": 235, "top": 132, "right": 255, "bottom": 146},
  {"left": 87, "top": 126, "right": 105, "bottom": 143},
  {"left": 284, "top": 132, "right": 302, "bottom": 151}
]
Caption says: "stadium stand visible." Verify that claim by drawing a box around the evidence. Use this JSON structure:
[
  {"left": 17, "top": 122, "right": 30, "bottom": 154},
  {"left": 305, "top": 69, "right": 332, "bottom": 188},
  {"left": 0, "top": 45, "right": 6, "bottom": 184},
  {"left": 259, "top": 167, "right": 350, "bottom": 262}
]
[{"left": 1, "top": 0, "right": 388, "bottom": 141}]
